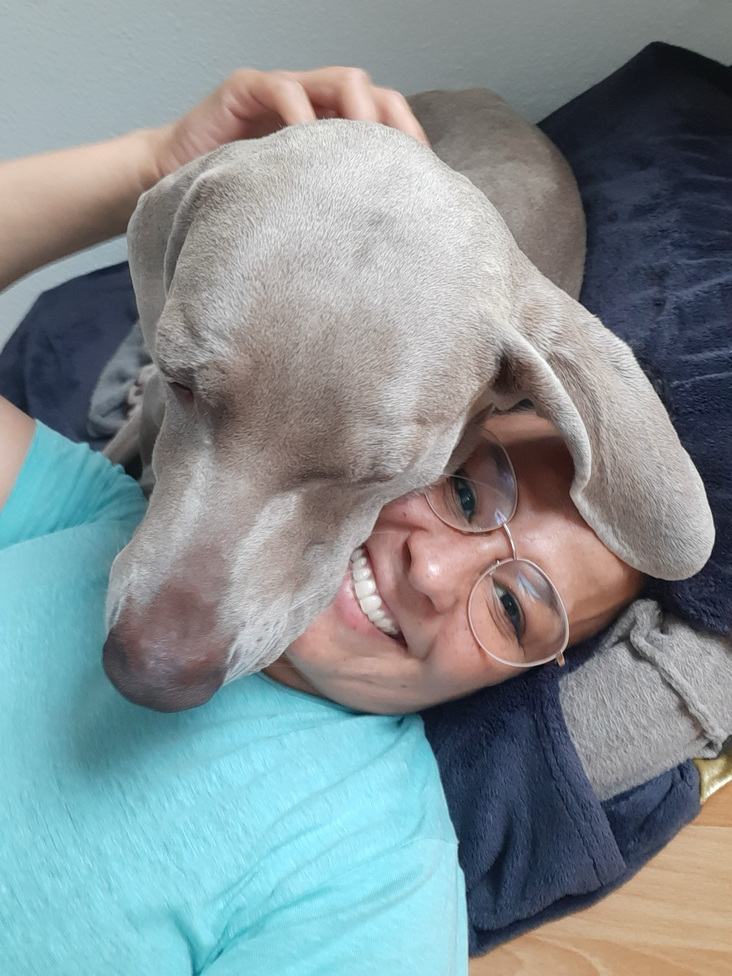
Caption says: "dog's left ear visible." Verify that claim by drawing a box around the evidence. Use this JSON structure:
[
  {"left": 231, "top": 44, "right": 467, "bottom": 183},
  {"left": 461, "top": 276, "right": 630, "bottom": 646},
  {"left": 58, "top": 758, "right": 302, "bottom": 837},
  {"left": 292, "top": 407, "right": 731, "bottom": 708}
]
[{"left": 484, "top": 266, "right": 714, "bottom": 581}]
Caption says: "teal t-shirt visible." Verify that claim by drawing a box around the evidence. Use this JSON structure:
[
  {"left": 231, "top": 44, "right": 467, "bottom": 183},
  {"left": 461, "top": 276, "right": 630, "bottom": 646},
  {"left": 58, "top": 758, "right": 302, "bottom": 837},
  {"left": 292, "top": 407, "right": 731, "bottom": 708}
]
[{"left": 0, "top": 422, "right": 467, "bottom": 976}]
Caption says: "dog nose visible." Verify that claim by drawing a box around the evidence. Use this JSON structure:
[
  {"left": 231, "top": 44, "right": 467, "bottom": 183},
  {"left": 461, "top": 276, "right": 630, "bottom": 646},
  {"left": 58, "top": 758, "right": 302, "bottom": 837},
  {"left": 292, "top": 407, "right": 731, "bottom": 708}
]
[{"left": 103, "top": 622, "right": 228, "bottom": 712}]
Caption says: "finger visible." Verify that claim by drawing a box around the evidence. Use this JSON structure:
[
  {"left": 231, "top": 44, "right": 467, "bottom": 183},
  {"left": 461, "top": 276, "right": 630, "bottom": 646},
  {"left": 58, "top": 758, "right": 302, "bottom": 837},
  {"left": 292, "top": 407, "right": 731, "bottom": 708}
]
[
  {"left": 290, "top": 66, "right": 381, "bottom": 123},
  {"left": 330, "top": 67, "right": 382, "bottom": 123},
  {"left": 223, "top": 69, "right": 318, "bottom": 129},
  {"left": 291, "top": 67, "right": 429, "bottom": 144},
  {"left": 373, "top": 88, "right": 430, "bottom": 146}
]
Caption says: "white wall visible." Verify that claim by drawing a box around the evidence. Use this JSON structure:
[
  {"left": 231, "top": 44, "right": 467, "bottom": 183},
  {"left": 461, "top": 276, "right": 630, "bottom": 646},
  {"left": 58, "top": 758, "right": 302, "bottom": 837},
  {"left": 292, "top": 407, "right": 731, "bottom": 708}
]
[{"left": 1, "top": 0, "right": 730, "bottom": 348}]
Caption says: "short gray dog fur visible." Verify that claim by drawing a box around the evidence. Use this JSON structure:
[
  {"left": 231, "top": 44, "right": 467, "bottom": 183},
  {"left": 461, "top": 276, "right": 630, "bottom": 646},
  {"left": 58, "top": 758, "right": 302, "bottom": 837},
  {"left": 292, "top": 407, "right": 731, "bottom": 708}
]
[{"left": 103, "top": 90, "right": 714, "bottom": 713}]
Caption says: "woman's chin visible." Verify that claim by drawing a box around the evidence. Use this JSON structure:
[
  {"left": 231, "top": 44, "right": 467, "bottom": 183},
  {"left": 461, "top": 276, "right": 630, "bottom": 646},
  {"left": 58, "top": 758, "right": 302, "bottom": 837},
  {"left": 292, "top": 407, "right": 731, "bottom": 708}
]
[
  {"left": 292, "top": 640, "right": 435, "bottom": 713},
  {"left": 279, "top": 567, "right": 431, "bottom": 712}
]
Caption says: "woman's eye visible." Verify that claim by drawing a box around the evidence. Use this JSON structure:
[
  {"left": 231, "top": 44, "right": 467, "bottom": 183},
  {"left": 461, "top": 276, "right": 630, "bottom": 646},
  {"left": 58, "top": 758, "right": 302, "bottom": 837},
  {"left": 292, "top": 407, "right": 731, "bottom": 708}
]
[
  {"left": 492, "top": 581, "right": 523, "bottom": 641},
  {"left": 451, "top": 470, "right": 477, "bottom": 523}
]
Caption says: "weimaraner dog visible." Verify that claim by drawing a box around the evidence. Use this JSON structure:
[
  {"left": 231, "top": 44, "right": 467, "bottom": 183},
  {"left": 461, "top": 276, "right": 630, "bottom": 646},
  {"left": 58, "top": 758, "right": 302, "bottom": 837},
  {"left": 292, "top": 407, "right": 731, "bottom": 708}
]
[{"left": 103, "top": 90, "right": 714, "bottom": 712}]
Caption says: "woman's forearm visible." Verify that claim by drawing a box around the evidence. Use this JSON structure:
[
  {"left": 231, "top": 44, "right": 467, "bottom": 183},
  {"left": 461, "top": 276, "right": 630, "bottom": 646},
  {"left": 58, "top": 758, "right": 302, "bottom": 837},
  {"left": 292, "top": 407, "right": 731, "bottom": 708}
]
[{"left": 0, "top": 129, "right": 160, "bottom": 291}]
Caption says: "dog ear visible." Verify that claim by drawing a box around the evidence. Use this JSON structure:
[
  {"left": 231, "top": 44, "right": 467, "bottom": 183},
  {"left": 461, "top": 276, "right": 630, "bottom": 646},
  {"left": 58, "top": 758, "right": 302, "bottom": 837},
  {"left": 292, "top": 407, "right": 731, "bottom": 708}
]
[
  {"left": 128, "top": 143, "right": 264, "bottom": 349},
  {"left": 127, "top": 152, "right": 217, "bottom": 350},
  {"left": 486, "top": 269, "right": 714, "bottom": 581}
]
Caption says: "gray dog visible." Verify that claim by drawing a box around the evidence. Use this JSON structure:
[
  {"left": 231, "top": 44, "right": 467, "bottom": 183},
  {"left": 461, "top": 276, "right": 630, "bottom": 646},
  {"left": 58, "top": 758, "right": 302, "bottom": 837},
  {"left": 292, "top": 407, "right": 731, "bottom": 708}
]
[{"left": 103, "top": 92, "right": 714, "bottom": 712}]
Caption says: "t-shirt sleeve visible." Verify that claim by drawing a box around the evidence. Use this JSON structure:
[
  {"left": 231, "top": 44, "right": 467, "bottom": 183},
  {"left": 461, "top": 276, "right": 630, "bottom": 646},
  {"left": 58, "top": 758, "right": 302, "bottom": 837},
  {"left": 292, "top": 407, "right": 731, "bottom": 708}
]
[
  {"left": 202, "top": 839, "right": 468, "bottom": 976},
  {"left": 0, "top": 421, "right": 146, "bottom": 551}
]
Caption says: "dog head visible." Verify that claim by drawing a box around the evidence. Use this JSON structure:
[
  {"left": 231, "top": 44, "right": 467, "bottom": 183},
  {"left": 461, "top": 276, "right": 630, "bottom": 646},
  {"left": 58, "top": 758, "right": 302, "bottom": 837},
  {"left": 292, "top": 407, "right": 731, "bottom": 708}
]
[{"left": 104, "top": 120, "right": 713, "bottom": 711}]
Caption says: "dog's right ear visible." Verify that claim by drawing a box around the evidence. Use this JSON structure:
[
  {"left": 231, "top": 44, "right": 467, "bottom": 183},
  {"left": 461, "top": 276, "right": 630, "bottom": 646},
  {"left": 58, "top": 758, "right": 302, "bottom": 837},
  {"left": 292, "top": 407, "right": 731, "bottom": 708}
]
[
  {"left": 483, "top": 267, "right": 715, "bottom": 581},
  {"left": 129, "top": 141, "right": 267, "bottom": 350},
  {"left": 128, "top": 152, "right": 217, "bottom": 350}
]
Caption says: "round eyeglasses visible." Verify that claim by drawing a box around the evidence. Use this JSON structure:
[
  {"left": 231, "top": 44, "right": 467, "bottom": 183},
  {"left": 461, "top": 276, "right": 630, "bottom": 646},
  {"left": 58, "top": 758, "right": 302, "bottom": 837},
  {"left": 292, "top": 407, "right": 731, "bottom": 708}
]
[{"left": 423, "top": 430, "right": 569, "bottom": 669}]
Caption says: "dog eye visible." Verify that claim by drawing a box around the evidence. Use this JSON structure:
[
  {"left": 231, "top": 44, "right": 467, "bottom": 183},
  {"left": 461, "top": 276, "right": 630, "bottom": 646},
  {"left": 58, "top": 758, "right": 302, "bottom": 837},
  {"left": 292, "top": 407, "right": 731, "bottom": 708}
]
[{"left": 168, "top": 381, "right": 195, "bottom": 406}]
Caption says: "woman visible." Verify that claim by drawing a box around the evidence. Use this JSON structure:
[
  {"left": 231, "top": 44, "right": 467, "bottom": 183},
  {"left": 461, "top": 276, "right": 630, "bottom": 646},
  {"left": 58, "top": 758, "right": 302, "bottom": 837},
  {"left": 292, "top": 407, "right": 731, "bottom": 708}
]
[{"left": 0, "top": 66, "right": 668, "bottom": 975}]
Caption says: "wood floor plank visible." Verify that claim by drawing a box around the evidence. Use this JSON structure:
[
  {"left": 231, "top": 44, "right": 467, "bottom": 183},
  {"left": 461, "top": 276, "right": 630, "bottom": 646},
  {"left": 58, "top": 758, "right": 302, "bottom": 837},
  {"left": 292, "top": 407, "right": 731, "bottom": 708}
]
[
  {"left": 696, "top": 780, "right": 732, "bottom": 826},
  {"left": 469, "top": 821, "right": 732, "bottom": 976}
]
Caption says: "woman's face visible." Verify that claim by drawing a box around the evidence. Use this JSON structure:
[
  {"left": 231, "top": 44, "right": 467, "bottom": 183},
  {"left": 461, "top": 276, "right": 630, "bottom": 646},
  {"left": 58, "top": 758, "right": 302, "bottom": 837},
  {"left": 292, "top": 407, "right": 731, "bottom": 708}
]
[{"left": 263, "top": 413, "right": 646, "bottom": 713}]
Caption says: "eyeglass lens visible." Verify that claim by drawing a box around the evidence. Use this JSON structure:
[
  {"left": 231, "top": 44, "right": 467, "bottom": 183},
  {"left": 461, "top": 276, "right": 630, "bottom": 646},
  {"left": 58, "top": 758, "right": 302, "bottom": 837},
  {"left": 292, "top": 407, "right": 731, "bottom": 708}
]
[
  {"left": 469, "top": 560, "right": 568, "bottom": 666},
  {"left": 426, "top": 432, "right": 517, "bottom": 533},
  {"left": 426, "top": 430, "right": 569, "bottom": 666}
]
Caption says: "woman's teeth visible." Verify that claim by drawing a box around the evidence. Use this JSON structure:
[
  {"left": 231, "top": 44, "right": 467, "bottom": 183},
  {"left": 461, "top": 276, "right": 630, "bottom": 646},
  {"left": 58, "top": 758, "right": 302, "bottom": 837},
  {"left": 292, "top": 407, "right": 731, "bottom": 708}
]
[{"left": 349, "top": 547, "right": 401, "bottom": 636}]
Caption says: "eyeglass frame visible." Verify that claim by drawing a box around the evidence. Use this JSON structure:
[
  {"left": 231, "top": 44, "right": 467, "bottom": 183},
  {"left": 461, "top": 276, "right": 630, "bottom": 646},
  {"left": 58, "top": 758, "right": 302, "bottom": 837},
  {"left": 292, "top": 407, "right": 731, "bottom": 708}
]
[{"left": 422, "top": 432, "right": 570, "bottom": 670}]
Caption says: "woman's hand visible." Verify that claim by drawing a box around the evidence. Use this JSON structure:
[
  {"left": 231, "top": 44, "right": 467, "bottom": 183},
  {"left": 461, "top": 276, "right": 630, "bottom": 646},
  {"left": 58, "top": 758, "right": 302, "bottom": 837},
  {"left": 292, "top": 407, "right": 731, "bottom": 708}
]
[{"left": 149, "top": 66, "right": 429, "bottom": 180}]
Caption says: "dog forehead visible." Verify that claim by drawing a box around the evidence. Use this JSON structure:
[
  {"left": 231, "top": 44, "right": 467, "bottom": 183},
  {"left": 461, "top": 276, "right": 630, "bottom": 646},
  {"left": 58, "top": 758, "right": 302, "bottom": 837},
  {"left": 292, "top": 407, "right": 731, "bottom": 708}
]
[
  {"left": 172, "top": 121, "right": 511, "bottom": 299},
  {"left": 156, "top": 125, "right": 516, "bottom": 387},
  {"left": 196, "top": 120, "right": 483, "bottom": 222},
  {"left": 149, "top": 120, "right": 518, "bottom": 486}
]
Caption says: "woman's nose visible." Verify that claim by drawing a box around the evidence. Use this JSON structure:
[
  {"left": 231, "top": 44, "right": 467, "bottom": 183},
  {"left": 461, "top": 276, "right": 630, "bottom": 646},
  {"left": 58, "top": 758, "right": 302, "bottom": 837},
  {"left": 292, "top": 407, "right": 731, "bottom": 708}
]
[{"left": 394, "top": 492, "right": 511, "bottom": 613}]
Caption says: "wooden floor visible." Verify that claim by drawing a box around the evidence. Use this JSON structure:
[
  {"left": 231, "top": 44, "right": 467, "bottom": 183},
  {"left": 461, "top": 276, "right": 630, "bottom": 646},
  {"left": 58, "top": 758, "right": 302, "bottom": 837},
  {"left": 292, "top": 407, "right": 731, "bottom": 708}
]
[{"left": 469, "top": 782, "right": 732, "bottom": 976}]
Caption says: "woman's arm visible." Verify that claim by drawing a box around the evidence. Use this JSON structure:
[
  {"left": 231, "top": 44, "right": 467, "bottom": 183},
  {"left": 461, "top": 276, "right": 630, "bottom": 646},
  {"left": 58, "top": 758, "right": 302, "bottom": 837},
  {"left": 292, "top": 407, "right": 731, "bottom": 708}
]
[
  {"left": 0, "top": 66, "right": 427, "bottom": 292},
  {"left": 0, "top": 132, "right": 157, "bottom": 292}
]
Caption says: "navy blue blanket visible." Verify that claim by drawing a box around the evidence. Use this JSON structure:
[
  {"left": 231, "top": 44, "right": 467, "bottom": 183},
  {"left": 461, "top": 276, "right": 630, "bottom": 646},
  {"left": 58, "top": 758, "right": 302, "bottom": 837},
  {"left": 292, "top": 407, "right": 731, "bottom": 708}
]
[
  {"left": 1, "top": 42, "right": 728, "bottom": 956},
  {"left": 0, "top": 262, "right": 137, "bottom": 451}
]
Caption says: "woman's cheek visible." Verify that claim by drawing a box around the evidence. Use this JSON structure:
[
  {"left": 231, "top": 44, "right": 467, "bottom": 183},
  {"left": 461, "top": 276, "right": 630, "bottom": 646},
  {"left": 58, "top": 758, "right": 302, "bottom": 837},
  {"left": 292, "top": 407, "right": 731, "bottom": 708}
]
[{"left": 429, "top": 631, "right": 515, "bottom": 697}]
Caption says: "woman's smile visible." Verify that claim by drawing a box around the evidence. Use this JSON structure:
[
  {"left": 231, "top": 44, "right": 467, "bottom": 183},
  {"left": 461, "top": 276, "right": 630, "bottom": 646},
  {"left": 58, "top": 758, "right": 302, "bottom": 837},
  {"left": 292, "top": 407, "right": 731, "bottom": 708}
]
[
  {"left": 348, "top": 547, "right": 402, "bottom": 638},
  {"left": 332, "top": 546, "right": 411, "bottom": 652}
]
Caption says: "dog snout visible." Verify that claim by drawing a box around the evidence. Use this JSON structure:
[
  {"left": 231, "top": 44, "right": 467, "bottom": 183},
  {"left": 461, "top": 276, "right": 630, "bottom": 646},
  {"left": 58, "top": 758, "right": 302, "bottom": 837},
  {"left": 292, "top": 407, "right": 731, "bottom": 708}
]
[
  {"left": 103, "top": 584, "right": 230, "bottom": 711},
  {"left": 103, "top": 625, "right": 227, "bottom": 711}
]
